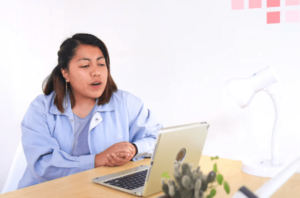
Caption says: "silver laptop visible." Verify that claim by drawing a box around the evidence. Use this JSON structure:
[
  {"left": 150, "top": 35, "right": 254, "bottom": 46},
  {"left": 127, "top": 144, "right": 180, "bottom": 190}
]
[{"left": 92, "top": 122, "right": 209, "bottom": 197}]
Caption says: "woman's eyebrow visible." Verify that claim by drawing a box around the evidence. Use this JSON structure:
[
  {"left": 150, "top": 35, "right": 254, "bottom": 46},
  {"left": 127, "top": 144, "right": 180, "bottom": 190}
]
[{"left": 77, "top": 56, "right": 104, "bottom": 62}]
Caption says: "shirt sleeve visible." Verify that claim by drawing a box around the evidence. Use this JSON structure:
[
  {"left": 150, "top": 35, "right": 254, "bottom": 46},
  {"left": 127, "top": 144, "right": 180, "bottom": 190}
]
[
  {"left": 124, "top": 93, "right": 163, "bottom": 161},
  {"left": 21, "top": 100, "right": 95, "bottom": 183}
]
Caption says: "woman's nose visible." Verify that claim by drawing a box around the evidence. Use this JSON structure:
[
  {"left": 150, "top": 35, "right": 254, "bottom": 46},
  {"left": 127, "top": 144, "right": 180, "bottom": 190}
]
[
  {"left": 92, "top": 71, "right": 100, "bottom": 76},
  {"left": 91, "top": 64, "right": 101, "bottom": 76}
]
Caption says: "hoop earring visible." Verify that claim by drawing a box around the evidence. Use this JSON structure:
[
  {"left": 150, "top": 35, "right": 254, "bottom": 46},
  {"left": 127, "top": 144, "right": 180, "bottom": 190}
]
[{"left": 65, "top": 80, "right": 68, "bottom": 109}]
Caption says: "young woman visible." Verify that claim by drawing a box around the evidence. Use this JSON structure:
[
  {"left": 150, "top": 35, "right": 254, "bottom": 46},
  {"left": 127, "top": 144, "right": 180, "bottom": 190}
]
[{"left": 17, "top": 33, "right": 162, "bottom": 189}]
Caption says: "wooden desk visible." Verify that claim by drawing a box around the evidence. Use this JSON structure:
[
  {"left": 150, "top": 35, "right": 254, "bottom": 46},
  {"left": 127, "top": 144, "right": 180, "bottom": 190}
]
[{"left": 1, "top": 156, "right": 299, "bottom": 198}]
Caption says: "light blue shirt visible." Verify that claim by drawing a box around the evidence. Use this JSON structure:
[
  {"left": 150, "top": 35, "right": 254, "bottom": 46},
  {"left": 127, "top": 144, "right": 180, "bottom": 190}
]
[{"left": 17, "top": 89, "right": 162, "bottom": 189}]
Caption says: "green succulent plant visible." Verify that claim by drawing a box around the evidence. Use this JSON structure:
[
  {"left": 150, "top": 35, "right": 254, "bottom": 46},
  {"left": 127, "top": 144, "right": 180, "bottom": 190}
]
[{"left": 161, "top": 156, "right": 230, "bottom": 198}]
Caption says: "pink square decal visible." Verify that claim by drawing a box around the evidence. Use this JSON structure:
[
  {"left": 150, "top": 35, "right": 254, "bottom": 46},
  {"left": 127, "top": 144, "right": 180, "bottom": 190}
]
[
  {"left": 286, "top": 0, "right": 300, "bottom": 6},
  {"left": 232, "top": 0, "right": 244, "bottom": 10},
  {"left": 267, "top": 11, "right": 280, "bottom": 24},
  {"left": 286, "top": 10, "right": 300, "bottom": 23},
  {"left": 249, "top": 0, "right": 262, "bottom": 8},
  {"left": 267, "top": 0, "right": 280, "bottom": 7}
]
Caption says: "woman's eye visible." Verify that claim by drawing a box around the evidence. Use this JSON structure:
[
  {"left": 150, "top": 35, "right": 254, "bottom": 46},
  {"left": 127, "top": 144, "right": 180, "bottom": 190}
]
[
  {"left": 80, "top": 65, "right": 89, "bottom": 68},
  {"left": 98, "top": 64, "right": 105, "bottom": 66}
]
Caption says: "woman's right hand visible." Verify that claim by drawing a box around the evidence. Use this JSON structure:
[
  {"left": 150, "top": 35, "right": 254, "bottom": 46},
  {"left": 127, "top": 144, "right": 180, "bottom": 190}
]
[{"left": 94, "top": 142, "right": 136, "bottom": 167}]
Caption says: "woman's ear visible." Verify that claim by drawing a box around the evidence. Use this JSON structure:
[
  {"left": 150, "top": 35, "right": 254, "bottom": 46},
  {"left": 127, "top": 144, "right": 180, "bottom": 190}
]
[{"left": 61, "top": 68, "right": 69, "bottom": 82}]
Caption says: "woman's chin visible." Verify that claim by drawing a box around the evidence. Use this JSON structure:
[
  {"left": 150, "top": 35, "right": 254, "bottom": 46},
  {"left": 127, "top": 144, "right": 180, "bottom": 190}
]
[{"left": 88, "top": 91, "right": 104, "bottom": 99}]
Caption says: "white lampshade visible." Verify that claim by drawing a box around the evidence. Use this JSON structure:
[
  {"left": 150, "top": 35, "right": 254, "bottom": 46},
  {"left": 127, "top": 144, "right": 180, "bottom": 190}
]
[{"left": 227, "top": 66, "right": 278, "bottom": 108}]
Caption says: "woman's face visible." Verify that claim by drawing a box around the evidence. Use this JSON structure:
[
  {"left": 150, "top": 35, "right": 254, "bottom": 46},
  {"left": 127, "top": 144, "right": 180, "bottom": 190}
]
[{"left": 61, "top": 44, "right": 108, "bottom": 101}]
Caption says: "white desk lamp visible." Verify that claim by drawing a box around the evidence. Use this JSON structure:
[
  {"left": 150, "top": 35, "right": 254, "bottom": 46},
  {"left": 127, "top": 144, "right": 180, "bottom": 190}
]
[{"left": 227, "top": 66, "right": 284, "bottom": 177}]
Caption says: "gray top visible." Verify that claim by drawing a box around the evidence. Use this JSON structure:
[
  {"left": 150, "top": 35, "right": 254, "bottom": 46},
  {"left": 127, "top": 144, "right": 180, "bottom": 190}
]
[{"left": 72, "top": 105, "right": 96, "bottom": 156}]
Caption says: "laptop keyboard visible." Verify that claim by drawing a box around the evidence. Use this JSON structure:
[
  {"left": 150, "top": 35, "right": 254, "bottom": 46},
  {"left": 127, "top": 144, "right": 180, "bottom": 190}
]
[{"left": 104, "top": 169, "right": 148, "bottom": 190}]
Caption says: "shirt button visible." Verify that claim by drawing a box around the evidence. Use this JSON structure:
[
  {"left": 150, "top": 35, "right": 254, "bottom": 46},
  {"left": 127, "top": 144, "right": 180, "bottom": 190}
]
[
  {"left": 70, "top": 119, "right": 73, "bottom": 122},
  {"left": 96, "top": 118, "right": 99, "bottom": 121}
]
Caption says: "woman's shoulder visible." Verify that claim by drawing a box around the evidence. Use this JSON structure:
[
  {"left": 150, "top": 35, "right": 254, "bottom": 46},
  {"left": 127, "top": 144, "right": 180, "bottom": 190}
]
[
  {"left": 28, "top": 92, "right": 55, "bottom": 113},
  {"left": 112, "top": 89, "right": 142, "bottom": 104},
  {"left": 112, "top": 89, "right": 144, "bottom": 112},
  {"left": 20, "top": 93, "right": 55, "bottom": 127}
]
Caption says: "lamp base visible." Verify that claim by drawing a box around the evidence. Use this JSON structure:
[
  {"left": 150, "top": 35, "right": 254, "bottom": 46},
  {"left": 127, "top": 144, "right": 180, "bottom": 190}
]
[{"left": 241, "top": 159, "right": 285, "bottom": 177}]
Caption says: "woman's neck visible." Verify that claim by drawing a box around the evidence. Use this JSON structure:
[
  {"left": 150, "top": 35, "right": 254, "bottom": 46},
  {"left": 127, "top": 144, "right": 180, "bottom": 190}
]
[{"left": 72, "top": 93, "right": 97, "bottom": 118}]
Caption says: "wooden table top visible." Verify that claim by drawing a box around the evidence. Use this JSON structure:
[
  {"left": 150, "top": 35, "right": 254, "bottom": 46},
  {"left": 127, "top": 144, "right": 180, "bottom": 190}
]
[{"left": 1, "top": 156, "right": 299, "bottom": 198}]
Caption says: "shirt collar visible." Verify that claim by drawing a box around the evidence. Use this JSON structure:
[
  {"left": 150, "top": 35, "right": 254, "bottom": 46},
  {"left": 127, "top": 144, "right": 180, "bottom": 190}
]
[{"left": 49, "top": 92, "right": 116, "bottom": 116}]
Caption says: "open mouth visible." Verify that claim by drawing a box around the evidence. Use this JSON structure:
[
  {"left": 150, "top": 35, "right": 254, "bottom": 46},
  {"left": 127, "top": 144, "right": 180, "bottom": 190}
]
[{"left": 91, "top": 82, "right": 102, "bottom": 89}]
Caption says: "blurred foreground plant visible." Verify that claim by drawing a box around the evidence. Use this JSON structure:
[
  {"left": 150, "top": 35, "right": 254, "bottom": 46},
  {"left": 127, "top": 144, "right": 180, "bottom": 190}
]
[{"left": 161, "top": 156, "right": 230, "bottom": 198}]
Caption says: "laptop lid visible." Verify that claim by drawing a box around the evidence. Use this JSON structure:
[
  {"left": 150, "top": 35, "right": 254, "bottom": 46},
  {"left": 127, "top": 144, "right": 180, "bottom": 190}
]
[{"left": 142, "top": 122, "right": 209, "bottom": 197}]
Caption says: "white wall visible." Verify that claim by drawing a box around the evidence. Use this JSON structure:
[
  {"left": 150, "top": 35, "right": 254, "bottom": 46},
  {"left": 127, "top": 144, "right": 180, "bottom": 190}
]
[{"left": 1, "top": 0, "right": 300, "bottom": 192}]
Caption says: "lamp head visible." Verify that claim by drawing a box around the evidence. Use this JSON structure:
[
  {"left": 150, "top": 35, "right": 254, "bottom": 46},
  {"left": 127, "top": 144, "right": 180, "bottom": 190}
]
[{"left": 227, "top": 66, "right": 278, "bottom": 108}]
